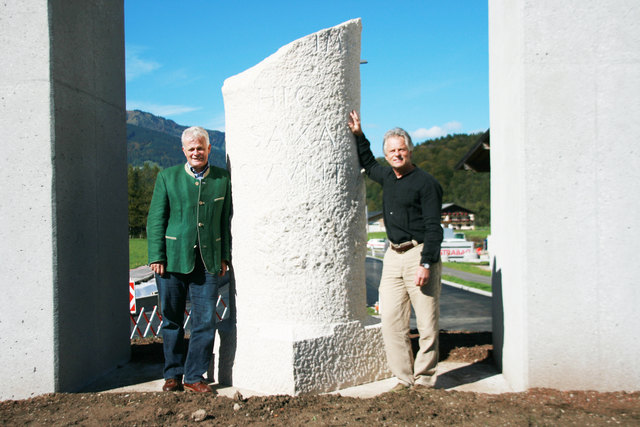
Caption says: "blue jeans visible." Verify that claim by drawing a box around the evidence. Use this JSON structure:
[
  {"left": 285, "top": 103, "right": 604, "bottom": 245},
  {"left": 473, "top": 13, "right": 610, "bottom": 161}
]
[{"left": 156, "top": 255, "right": 218, "bottom": 384}]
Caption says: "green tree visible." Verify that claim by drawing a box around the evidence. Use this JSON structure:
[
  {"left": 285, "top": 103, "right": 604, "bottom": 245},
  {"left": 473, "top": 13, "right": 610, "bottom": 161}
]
[{"left": 128, "top": 162, "right": 161, "bottom": 237}]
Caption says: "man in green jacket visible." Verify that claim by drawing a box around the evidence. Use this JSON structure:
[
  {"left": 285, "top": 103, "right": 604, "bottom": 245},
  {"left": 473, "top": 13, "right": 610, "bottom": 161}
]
[{"left": 147, "top": 126, "right": 231, "bottom": 393}]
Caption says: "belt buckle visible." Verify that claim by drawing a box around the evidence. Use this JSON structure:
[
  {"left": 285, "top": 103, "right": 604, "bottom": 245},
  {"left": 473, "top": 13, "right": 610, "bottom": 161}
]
[{"left": 392, "top": 240, "right": 417, "bottom": 252}]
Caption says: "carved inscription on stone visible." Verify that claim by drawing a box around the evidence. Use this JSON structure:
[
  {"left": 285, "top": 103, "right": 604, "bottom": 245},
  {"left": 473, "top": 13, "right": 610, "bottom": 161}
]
[{"left": 223, "top": 18, "right": 365, "bottom": 326}]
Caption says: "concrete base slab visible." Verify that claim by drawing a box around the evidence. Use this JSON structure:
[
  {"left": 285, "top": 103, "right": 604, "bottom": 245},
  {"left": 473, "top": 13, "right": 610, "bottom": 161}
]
[{"left": 83, "top": 360, "right": 512, "bottom": 397}]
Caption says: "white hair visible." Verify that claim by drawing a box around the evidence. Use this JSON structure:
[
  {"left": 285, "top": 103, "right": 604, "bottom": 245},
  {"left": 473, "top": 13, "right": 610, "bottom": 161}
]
[
  {"left": 181, "top": 126, "right": 210, "bottom": 146},
  {"left": 383, "top": 127, "right": 413, "bottom": 155}
]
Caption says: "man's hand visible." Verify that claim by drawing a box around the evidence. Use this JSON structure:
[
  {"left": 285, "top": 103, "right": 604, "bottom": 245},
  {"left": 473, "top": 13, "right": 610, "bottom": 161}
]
[
  {"left": 150, "top": 262, "right": 166, "bottom": 276},
  {"left": 415, "top": 265, "right": 430, "bottom": 287},
  {"left": 219, "top": 261, "right": 228, "bottom": 277},
  {"left": 348, "top": 110, "right": 363, "bottom": 136}
]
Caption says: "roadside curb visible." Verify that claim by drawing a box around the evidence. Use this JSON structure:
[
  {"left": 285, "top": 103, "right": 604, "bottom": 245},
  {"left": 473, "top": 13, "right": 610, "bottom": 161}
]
[{"left": 442, "top": 280, "right": 492, "bottom": 297}]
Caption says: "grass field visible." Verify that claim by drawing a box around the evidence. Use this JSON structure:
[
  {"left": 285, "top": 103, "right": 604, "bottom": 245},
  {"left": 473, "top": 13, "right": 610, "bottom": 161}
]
[
  {"left": 459, "top": 226, "right": 490, "bottom": 242},
  {"left": 442, "top": 275, "right": 492, "bottom": 293},
  {"left": 367, "top": 231, "right": 388, "bottom": 240},
  {"left": 442, "top": 261, "right": 490, "bottom": 277},
  {"left": 129, "top": 238, "right": 148, "bottom": 269}
]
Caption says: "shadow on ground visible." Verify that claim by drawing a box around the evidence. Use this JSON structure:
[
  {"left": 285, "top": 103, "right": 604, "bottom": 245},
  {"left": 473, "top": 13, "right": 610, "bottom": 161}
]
[
  {"left": 422, "top": 330, "right": 496, "bottom": 389},
  {"left": 85, "top": 330, "right": 496, "bottom": 393},
  {"left": 82, "top": 337, "right": 165, "bottom": 392}
]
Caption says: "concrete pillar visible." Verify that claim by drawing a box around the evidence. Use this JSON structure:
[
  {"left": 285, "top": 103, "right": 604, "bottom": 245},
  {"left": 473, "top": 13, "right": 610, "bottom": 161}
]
[
  {"left": 489, "top": 0, "right": 640, "bottom": 391},
  {"left": 0, "top": 1, "right": 129, "bottom": 399},
  {"left": 222, "top": 19, "right": 388, "bottom": 394}
]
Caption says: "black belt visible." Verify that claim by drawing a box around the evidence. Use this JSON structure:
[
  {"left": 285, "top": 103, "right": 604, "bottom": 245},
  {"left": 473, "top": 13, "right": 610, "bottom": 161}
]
[{"left": 390, "top": 240, "right": 421, "bottom": 254}]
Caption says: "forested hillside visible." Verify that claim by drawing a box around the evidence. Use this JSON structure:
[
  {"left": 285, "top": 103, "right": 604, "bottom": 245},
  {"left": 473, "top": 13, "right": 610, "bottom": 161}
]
[
  {"left": 365, "top": 133, "right": 490, "bottom": 225},
  {"left": 127, "top": 110, "right": 226, "bottom": 169},
  {"left": 126, "top": 111, "right": 490, "bottom": 236}
]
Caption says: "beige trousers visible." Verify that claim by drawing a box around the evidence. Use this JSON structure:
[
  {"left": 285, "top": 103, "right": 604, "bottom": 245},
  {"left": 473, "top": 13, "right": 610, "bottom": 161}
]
[{"left": 380, "top": 244, "right": 441, "bottom": 386}]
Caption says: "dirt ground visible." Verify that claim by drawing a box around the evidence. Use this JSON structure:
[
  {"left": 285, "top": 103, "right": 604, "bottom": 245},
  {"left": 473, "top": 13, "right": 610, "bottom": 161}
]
[{"left": 2, "top": 332, "right": 638, "bottom": 426}]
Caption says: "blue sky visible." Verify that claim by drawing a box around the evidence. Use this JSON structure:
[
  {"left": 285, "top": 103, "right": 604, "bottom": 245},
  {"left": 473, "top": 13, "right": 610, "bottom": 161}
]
[{"left": 125, "top": 1, "right": 488, "bottom": 157}]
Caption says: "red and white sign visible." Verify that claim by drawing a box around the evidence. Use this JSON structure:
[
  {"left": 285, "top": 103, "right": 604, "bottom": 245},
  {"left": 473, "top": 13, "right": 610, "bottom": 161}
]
[
  {"left": 129, "top": 279, "right": 136, "bottom": 314},
  {"left": 441, "top": 248, "right": 472, "bottom": 257}
]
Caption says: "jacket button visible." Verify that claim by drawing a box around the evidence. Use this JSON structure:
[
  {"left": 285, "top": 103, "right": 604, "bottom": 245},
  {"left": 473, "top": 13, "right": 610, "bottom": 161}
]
[
  {"left": 198, "top": 222, "right": 204, "bottom": 227},
  {"left": 199, "top": 201, "right": 205, "bottom": 205},
  {"left": 195, "top": 181, "right": 200, "bottom": 186}
]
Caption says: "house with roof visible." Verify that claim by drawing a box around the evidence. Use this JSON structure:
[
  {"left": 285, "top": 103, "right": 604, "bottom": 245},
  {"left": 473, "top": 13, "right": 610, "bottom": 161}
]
[
  {"left": 455, "top": 129, "right": 490, "bottom": 172},
  {"left": 367, "top": 203, "right": 477, "bottom": 233},
  {"left": 441, "top": 203, "right": 476, "bottom": 230}
]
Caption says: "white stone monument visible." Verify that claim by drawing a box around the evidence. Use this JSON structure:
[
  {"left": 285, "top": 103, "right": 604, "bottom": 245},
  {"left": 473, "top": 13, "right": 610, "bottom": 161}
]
[{"left": 222, "top": 18, "right": 389, "bottom": 394}]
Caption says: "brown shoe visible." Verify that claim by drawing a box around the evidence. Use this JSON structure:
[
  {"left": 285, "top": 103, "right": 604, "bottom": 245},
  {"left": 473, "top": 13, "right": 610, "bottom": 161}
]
[
  {"left": 162, "top": 378, "right": 183, "bottom": 392},
  {"left": 184, "top": 381, "right": 214, "bottom": 393}
]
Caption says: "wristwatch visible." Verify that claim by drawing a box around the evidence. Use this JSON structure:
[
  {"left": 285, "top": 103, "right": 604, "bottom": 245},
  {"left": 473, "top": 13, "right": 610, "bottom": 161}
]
[{"left": 422, "top": 263, "right": 430, "bottom": 269}]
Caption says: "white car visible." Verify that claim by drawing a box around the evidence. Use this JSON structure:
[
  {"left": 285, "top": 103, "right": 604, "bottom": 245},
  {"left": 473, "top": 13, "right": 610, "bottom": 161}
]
[{"left": 367, "top": 238, "right": 387, "bottom": 250}]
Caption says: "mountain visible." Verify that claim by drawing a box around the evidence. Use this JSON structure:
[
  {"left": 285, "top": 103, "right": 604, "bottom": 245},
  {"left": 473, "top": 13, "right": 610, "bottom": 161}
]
[{"left": 126, "top": 110, "right": 226, "bottom": 169}]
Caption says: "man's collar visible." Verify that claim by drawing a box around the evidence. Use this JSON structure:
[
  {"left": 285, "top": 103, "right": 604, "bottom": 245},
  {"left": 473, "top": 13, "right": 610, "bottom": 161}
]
[
  {"left": 392, "top": 163, "right": 416, "bottom": 179},
  {"left": 184, "top": 162, "right": 210, "bottom": 179}
]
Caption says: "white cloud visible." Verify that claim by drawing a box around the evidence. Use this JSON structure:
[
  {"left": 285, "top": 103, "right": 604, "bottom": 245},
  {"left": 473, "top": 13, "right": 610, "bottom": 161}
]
[
  {"left": 125, "top": 46, "right": 161, "bottom": 81},
  {"left": 127, "top": 101, "right": 201, "bottom": 117},
  {"left": 411, "top": 121, "right": 463, "bottom": 141},
  {"left": 443, "top": 121, "right": 462, "bottom": 131},
  {"left": 411, "top": 126, "right": 444, "bottom": 140},
  {"left": 203, "top": 113, "right": 226, "bottom": 132}
]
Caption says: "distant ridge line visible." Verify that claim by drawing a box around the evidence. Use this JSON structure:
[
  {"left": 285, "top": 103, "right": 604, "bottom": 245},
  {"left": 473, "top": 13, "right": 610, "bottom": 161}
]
[{"left": 126, "top": 110, "right": 226, "bottom": 169}]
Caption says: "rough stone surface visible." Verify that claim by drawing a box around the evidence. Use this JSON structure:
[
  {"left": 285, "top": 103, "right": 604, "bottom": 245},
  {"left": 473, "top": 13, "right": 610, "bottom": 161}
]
[
  {"left": 293, "top": 319, "right": 388, "bottom": 394},
  {"left": 223, "top": 18, "right": 388, "bottom": 394}
]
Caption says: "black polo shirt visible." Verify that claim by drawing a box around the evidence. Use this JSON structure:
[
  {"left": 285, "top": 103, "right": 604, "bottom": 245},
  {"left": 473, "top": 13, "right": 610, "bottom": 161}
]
[{"left": 356, "top": 133, "right": 443, "bottom": 264}]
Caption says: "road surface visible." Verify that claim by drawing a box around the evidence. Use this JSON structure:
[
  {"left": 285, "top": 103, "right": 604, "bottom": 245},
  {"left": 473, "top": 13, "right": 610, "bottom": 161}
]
[{"left": 366, "top": 257, "right": 492, "bottom": 332}]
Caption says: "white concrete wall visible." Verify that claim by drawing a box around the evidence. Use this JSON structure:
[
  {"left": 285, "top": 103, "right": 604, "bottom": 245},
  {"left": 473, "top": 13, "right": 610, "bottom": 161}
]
[
  {"left": 0, "top": 1, "right": 57, "bottom": 399},
  {"left": 490, "top": 0, "right": 640, "bottom": 391},
  {"left": 0, "top": 1, "right": 129, "bottom": 399},
  {"left": 223, "top": 19, "right": 389, "bottom": 394}
]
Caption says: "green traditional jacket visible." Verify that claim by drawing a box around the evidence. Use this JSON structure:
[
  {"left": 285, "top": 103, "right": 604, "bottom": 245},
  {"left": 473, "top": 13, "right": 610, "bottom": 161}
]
[{"left": 147, "top": 163, "right": 231, "bottom": 274}]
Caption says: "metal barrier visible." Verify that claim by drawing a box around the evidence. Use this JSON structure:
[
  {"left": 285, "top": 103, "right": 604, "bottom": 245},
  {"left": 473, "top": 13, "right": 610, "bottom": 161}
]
[
  {"left": 130, "top": 307, "right": 185, "bottom": 339},
  {"left": 130, "top": 282, "right": 230, "bottom": 339}
]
